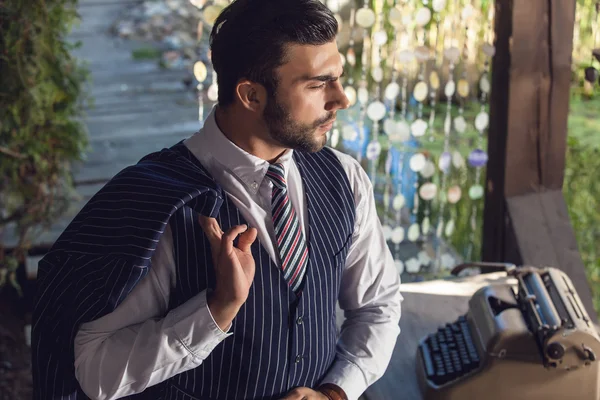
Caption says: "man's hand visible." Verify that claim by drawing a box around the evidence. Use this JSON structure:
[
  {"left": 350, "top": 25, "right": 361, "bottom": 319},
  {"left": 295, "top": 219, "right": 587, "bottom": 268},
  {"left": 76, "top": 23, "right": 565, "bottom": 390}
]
[
  {"left": 198, "top": 215, "right": 258, "bottom": 331},
  {"left": 279, "top": 387, "right": 329, "bottom": 400}
]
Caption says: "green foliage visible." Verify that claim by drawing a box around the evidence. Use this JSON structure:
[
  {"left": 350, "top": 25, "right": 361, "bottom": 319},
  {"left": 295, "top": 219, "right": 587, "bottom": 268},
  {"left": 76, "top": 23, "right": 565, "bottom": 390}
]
[
  {"left": 574, "top": 0, "right": 600, "bottom": 66},
  {"left": 0, "top": 0, "right": 90, "bottom": 293},
  {"left": 565, "top": 95, "right": 600, "bottom": 313},
  {"left": 131, "top": 46, "right": 162, "bottom": 61}
]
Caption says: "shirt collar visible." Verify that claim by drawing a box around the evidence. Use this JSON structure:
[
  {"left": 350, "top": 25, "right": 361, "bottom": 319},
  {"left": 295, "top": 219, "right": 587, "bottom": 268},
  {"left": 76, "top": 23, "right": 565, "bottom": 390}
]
[{"left": 185, "top": 106, "right": 295, "bottom": 193}]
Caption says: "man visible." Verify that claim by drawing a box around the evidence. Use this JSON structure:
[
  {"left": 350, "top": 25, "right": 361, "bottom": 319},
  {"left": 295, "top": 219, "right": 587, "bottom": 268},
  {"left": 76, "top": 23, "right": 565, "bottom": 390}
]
[{"left": 32, "top": 1, "right": 402, "bottom": 399}]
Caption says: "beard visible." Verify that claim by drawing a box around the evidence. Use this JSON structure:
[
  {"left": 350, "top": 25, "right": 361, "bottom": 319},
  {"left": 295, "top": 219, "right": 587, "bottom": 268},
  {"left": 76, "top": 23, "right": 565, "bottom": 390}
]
[{"left": 262, "top": 93, "right": 334, "bottom": 153}]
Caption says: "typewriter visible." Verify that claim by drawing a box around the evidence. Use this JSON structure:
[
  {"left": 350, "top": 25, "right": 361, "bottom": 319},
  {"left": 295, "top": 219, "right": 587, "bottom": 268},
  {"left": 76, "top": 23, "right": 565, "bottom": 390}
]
[{"left": 416, "top": 264, "right": 600, "bottom": 400}]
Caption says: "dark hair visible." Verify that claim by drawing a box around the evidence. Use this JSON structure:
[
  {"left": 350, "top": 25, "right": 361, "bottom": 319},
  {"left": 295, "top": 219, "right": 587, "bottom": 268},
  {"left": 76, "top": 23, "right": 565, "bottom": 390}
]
[{"left": 209, "top": 0, "right": 338, "bottom": 107}]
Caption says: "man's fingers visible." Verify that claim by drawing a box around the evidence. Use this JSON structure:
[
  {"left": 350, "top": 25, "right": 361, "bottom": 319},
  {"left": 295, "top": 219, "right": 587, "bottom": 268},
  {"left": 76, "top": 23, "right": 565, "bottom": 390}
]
[
  {"left": 237, "top": 227, "right": 258, "bottom": 252},
  {"left": 221, "top": 224, "right": 250, "bottom": 254},
  {"left": 278, "top": 394, "right": 298, "bottom": 400},
  {"left": 198, "top": 217, "right": 256, "bottom": 254},
  {"left": 279, "top": 387, "right": 313, "bottom": 400},
  {"left": 198, "top": 215, "right": 223, "bottom": 240}
]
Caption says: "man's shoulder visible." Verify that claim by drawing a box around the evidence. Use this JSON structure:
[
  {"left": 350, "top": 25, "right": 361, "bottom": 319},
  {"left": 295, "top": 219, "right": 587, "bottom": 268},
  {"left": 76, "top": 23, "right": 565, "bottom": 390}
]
[
  {"left": 87, "top": 142, "right": 220, "bottom": 217},
  {"left": 324, "top": 147, "right": 369, "bottom": 187},
  {"left": 110, "top": 142, "right": 212, "bottom": 186},
  {"left": 296, "top": 146, "right": 362, "bottom": 173},
  {"left": 325, "top": 146, "right": 362, "bottom": 170}
]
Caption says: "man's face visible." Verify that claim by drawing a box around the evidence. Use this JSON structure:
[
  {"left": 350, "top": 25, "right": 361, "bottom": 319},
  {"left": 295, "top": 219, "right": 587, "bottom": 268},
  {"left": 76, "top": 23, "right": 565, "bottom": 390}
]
[{"left": 262, "top": 40, "right": 349, "bottom": 153}]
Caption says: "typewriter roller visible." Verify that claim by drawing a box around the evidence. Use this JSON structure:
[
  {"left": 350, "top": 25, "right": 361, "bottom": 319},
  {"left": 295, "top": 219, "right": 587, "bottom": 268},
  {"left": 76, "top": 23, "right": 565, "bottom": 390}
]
[{"left": 416, "top": 266, "right": 600, "bottom": 400}]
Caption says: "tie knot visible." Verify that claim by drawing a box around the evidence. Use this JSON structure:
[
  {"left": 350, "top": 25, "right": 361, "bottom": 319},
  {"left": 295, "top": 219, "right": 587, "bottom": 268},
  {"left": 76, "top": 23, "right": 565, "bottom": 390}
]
[{"left": 266, "top": 163, "right": 286, "bottom": 190}]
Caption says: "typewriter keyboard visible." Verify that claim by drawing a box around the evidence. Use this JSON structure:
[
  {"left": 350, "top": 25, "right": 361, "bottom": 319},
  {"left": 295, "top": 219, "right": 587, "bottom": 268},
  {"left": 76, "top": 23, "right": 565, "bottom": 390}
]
[{"left": 419, "top": 315, "right": 481, "bottom": 386}]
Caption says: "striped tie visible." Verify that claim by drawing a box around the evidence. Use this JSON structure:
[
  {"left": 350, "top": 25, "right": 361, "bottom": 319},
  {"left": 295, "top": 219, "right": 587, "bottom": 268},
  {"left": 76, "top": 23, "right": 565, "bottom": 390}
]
[{"left": 266, "top": 163, "right": 309, "bottom": 293}]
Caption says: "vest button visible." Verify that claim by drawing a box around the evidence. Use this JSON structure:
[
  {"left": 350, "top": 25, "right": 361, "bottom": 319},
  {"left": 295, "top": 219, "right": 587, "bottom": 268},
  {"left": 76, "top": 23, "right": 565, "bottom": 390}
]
[
  {"left": 296, "top": 317, "right": 303, "bottom": 325},
  {"left": 295, "top": 355, "right": 303, "bottom": 363}
]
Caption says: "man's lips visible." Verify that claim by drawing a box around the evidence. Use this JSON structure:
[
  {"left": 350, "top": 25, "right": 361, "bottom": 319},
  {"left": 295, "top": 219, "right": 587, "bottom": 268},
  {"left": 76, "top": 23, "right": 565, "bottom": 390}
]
[{"left": 319, "top": 119, "right": 335, "bottom": 129}]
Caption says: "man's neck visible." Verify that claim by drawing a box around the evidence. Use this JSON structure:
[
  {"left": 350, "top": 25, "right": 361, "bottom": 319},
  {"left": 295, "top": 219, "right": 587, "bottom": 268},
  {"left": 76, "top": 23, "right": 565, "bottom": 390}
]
[{"left": 214, "top": 105, "right": 287, "bottom": 163}]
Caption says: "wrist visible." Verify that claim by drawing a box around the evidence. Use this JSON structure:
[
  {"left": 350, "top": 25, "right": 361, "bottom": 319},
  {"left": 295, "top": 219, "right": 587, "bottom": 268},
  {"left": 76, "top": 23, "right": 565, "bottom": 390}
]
[
  {"left": 318, "top": 383, "right": 348, "bottom": 400},
  {"left": 207, "top": 290, "right": 242, "bottom": 331}
]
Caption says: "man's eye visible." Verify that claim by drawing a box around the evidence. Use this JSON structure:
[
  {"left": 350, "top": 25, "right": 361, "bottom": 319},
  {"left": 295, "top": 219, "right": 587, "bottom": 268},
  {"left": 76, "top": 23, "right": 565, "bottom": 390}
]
[{"left": 310, "top": 82, "right": 327, "bottom": 89}]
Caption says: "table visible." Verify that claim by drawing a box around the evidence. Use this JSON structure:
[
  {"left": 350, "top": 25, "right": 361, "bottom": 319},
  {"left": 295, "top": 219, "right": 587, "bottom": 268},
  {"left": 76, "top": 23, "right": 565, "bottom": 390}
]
[{"left": 360, "top": 272, "right": 516, "bottom": 400}]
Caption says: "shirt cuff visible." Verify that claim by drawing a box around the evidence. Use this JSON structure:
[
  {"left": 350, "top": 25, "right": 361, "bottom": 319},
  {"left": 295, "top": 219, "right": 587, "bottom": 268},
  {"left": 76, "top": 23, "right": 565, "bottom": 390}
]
[
  {"left": 320, "top": 358, "right": 369, "bottom": 400},
  {"left": 166, "top": 290, "right": 233, "bottom": 361}
]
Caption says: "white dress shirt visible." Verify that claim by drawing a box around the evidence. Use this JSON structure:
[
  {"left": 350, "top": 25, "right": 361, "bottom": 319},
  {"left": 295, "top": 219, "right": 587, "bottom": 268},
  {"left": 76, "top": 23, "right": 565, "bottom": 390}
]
[{"left": 74, "top": 107, "right": 403, "bottom": 400}]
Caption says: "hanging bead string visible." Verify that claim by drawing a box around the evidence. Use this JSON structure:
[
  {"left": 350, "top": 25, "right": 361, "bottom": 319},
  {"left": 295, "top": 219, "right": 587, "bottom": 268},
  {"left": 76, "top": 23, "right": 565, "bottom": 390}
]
[
  {"left": 355, "top": 1, "right": 374, "bottom": 164},
  {"left": 390, "top": 6, "right": 416, "bottom": 265},
  {"left": 427, "top": 13, "right": 441, "bottom": 145},
  {"left": 386, "top": 3, "right": 403, "bottom": 124},
  {"left": 397, "top": 54, "right": 412, "bottom": 248},
  {"left": 340, "top": 4, "right": 362, "bottom": 155},
  {"left": 412, "top": 3, "right": 437, "bottom": 243},
  {"left": 192, "top": 6, "right": 209, "bottom": 121},
  {"left": 394, "top": 6, "right": 412, "bottom": 241},
  {"left": 453, "top": 2, "right": 472, "bottom": 146},
  {"left": 193, "top": 60, "right": 207, "bottom": 121},
  {"left": 406, "top": 0, "right": 432, "bottom": 249},
  {"left": 420, "top": 3, "right": 444, "bottom": 241},
  {"left": 427, "top": 0, "right": 445, "bottom": 270},
  {"left": 365, "top": 1, "right": 387, "bottom": 181},
  {"left": 434, "top": 0, "right": 459, "bottom": 271},
  {"left": 207, "top": 50, "right": 219, "bottom": 105},
  {"left": 404, "top": 5, "right": 427, "bottom": 245},
  {"left": 382, "top": 8, "right": 403, "bottom": 234},
  {"left": 329, "top": 0, "right": 346, "bottom": 149},
  {"left": 383, "top": 150, "right": 394, "bottom": 228},
  {"left": 345, "top": 5, "right": 358, "bottom": 92},
  {"left": 444, "top": 0, "right": 472, "bottom": 246},
  {"left": 463, "top": 1, "right": 477, "bottom": 261},
  {"left": 465, "top": 3, "right": 494, "bottom": 261}
]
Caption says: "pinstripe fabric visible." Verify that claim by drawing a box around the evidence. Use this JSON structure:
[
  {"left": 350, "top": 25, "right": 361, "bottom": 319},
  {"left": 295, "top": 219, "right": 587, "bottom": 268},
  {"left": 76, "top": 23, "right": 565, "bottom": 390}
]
[
  {"left": 165, "top": 145, "right": 355, "bottom": 400},
  {"left": 266, "top": 163, "right": 309, "bottom": 293},
  {"left": 32, "top": 141, "right": 355, "bottom": 400}
]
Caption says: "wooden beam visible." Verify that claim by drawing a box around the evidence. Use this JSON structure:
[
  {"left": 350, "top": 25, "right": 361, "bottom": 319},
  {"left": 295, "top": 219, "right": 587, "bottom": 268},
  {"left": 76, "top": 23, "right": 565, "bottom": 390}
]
[
  {"left": 547, "top": 0, "right": 576, "bottom": 189},
  {"left": 499, "top": 0, "right": 575, "bottom": 195},
  {"left": 506, "top": 190, "right": 596, "bottom": 319},
  {"left": 482, "top": 0, "right": 596, "bottom": 319},
  {"left": 503, "top": 0, "right": 550, "bottom": 197}
]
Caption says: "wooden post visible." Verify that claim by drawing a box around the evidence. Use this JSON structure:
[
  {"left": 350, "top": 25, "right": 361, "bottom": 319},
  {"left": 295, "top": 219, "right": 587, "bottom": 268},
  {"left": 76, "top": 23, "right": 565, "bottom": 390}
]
[
  {"left": 482, "top": 0, "right": 596, "bottom": 320},
  {"left": 482, "top": 0, "right": 512, "bottom": 263}
]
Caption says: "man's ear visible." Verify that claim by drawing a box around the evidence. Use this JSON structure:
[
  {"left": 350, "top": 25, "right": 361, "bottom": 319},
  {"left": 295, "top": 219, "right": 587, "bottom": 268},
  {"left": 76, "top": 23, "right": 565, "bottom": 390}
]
[{"left": 236, "top": 79, "right": 267, "bottom": 113}]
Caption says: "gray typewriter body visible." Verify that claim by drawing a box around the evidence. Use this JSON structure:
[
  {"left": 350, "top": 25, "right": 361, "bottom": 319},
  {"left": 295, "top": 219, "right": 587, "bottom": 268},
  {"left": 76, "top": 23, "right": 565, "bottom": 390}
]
[{"left": 416, "top": 266, "right": 600, "bottom": 400}]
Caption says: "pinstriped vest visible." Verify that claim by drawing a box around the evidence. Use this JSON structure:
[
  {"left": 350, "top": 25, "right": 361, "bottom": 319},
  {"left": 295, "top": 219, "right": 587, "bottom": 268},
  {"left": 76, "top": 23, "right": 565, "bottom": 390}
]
[{"left": 162, "top": 145, "right": 356, "bottom": 400}]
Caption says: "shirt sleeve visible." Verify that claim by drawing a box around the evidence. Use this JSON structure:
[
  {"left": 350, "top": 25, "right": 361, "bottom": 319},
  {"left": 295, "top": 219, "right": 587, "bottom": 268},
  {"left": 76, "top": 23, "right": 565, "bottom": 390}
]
[
  {"left": 320, "top": 150, "right": 403, "bottom": 400},
  {"left": 73, "top": 223, "right": 232, "bottom": 400}
]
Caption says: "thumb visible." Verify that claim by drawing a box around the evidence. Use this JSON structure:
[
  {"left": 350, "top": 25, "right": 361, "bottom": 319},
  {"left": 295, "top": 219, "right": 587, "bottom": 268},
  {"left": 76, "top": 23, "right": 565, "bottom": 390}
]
[{"left": 237, "top": 226, "right": 258, "bottom": 252}]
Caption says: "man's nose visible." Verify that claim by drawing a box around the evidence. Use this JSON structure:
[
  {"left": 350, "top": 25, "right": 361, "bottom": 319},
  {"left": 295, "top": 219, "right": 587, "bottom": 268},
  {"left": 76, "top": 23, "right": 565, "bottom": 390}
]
[{"left": 326, "top": 82, "right": 350, "bottom": 111}]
